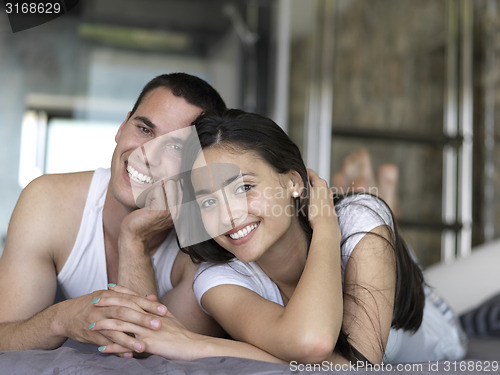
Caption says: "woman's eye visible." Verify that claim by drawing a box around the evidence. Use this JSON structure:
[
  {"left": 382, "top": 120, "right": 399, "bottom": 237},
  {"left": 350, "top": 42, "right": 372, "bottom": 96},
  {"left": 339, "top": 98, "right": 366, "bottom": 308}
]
[
  {"left": 235, "top": 184, "right": 253, "bottom": 194},
  {"left": 201, "top": 198, "right": 217, "bottom": 209},
  {"left": 166, "top": 143, "right": 182, "bottom": 152}
]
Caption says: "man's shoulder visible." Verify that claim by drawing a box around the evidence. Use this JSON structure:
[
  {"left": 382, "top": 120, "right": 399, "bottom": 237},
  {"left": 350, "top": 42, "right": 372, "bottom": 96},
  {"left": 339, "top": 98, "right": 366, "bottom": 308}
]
[
  {"left": 17, "top": 171, "right": 96, "bottom": 229},
  {"left": 24, "top": 171, "right": 95, "bottom": 203},
  {"left": 6, "top": 171, "right": 97, "bottom": 262}
]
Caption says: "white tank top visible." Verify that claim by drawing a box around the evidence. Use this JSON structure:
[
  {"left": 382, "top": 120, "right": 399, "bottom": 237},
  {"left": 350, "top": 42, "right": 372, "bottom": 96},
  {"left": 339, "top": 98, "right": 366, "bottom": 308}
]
[{"left": 57, "top": 168, "right": 178, "bottom": 299}]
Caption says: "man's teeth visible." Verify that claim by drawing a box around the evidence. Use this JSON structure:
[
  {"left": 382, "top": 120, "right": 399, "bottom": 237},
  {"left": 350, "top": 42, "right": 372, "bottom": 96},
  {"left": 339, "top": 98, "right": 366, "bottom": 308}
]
[
  {"left": 229, "top": 223, "right": 258, "bottom": 240},
  {"left": 127, "top": 165, "right": 153, "bottom": 184}
]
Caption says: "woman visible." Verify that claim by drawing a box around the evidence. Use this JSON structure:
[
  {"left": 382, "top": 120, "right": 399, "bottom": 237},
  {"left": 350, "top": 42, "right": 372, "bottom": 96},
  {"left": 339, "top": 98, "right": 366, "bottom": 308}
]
[
  {"left": 95, "top": 109, "right": 466, "bottom": 364},
  {"left": 180, "top": 109, "right": 467, "bottom": 364}
]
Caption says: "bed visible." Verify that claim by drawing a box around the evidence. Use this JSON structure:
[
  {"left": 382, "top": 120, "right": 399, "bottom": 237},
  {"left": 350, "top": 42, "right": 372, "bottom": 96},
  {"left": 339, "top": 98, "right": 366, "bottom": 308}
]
[{"left": 0, "top": 336, "right": 498, "bottom": 375}]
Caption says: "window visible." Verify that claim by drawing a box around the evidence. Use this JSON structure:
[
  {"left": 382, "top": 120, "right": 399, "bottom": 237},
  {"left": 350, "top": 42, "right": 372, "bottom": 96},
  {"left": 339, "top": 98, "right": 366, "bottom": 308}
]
[
  {"left": 45, "top": 118, "right": 118, "bottom": 174},
  {"left": 18, "top": 100, "right": 124, "bottom": 187}
]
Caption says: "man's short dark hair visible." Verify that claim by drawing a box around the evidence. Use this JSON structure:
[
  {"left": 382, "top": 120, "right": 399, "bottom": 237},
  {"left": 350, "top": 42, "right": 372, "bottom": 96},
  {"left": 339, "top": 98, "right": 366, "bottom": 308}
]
[{"left": 129, "top": 73, "right": 227, "bottom": 117}]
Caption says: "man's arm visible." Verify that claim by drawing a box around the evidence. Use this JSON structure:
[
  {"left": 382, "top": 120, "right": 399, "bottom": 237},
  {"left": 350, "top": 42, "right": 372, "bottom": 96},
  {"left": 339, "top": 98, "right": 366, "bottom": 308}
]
[
  {"left": 116, "top": 209, "right": 167, "bottom": 297},
  {"left": 0, "top": 174, "right": 166, "bottom": 352},
  {"left": 0, "top": 174, "right": 70, "bottom": 350},
  {"left": 117, "top": 181, "right": 176, "bottom": 297}
]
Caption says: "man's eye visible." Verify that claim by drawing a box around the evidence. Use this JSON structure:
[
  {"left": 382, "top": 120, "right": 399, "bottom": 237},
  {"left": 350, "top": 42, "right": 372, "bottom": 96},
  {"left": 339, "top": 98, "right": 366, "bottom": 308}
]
[
  {"left": 139, "top": 126, "right": 152, "bottom": 135},
  {"left": 201, "top": 198, "right": 217, "bottom": 209}
]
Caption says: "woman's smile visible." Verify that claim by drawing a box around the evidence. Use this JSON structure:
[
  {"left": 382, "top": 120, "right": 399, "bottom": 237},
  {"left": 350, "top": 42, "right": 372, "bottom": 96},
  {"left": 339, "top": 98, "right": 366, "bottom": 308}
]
[{"left": 225, "top": 221, "right": 260, "bottom": 243}]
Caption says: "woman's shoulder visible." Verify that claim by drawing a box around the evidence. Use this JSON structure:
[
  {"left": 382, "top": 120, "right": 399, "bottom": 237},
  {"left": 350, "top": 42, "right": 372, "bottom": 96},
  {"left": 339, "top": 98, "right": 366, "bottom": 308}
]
[
  {"left": 195, "top": 260, "right": 283, "bottom": 305},
  {"left": 335, "top": 193, "right": 395, "bottom": 238},
  {"left": 336, "top": 193, "right": 393, "bottom": 219},
  {"left": 197, "top": 259, "right": 255, "bottom": 277},
  {"left": 335, "top": 192, "right": 388, "bottom": 211},
  {"left": 197, "top": 260, "right": 271, "bottom": 285}
]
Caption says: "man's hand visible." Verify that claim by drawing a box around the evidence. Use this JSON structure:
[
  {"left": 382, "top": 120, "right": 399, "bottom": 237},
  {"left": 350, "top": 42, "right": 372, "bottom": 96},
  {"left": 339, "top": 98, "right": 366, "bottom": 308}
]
[
  {"left": 120, "top": 179, "right": 182, "bottom": 251},
  {"left": 56, "top": 286, "right": 168, "bottom": 355}
]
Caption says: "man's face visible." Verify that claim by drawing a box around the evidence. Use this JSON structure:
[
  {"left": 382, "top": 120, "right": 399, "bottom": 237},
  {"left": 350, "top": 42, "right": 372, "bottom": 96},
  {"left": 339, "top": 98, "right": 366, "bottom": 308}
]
[
  {"left": 109, "top": 87, "right": 204, "bottom": 210},
  {"left": 128, "top": 125, "right": 197, "bottom": 209}
]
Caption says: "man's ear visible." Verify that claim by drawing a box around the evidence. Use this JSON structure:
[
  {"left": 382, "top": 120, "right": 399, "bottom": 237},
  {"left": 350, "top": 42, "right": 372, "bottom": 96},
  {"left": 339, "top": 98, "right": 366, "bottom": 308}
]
[{"left": 115, "top": 111, "right": 131, "bottom": 142}]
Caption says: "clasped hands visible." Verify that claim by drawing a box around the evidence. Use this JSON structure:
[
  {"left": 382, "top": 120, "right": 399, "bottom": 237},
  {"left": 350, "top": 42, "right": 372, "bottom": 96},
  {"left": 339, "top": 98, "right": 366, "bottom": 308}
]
[
  {"left": 76, "top": 285, "right": 200, "bottom": 360},
  {"left": 60, "top": 284, "right": 167, "bottom": 358}
]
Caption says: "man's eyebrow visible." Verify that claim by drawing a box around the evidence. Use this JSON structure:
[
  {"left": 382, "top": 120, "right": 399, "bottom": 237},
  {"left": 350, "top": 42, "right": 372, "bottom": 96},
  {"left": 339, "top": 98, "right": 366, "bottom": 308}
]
[
  {"left": 132, "top": 117, "right": 187, "bottom": 143},
  {"left": 133, "top": 116, "right": 156, "bottom": 129},
  {"left": 194, "top": 173, "right": 254, "bottom": 196}
]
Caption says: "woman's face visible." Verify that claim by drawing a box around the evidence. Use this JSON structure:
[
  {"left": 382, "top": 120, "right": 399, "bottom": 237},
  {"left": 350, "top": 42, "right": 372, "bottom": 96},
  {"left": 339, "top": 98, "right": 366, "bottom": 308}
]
[{"left": 191, "top": 146, "right": 302, "bottom": 263}]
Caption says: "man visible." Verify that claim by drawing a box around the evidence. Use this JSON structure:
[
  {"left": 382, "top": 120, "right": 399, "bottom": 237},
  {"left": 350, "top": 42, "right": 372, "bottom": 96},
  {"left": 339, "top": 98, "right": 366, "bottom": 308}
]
[{"left": 0, "top": 73, "right": 227, "bottom": 355}]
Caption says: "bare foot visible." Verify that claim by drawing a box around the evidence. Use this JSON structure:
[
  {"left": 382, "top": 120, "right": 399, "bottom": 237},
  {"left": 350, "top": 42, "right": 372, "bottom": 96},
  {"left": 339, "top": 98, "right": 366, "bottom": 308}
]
[
  {"left": 331, "top": 149, "right": 401, "bottom": 218},
  {"left": 331, "top": 149, "right": 376, "bottom": 195},
  {"left": 376, "top": 164, "right": 400, "bottom": 217}
]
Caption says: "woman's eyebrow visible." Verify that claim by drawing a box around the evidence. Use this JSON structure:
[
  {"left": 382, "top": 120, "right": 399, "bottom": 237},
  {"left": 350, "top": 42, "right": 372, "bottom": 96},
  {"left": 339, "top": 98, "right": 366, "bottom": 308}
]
[
  {"left": 194, "top": 173, "right": 255, "bottom": 196},
  {"left": 195, "top": 174, "right": 238, "bottom": 196}
]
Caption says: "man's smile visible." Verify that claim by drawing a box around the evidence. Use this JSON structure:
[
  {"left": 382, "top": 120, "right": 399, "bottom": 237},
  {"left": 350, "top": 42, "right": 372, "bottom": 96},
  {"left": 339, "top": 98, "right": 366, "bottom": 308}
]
[{"left": 126, "top": 164, "right": 153, "bottom": 185}]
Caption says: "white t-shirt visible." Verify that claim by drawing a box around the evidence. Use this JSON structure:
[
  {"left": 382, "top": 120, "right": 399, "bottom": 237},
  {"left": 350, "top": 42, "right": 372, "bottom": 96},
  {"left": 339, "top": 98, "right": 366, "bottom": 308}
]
[{"left": 193, "top": 193, "right": 467, "bottom": 363}]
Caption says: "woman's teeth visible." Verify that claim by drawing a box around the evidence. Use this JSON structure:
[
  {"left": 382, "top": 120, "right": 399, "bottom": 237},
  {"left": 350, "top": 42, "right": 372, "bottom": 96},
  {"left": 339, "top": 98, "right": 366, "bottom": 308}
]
[
  {"left": 127, "top": 165, "right": 153, "bottom": 184},
  {"left": 229, "top": 223, "right": 258, "bottom": 240}
]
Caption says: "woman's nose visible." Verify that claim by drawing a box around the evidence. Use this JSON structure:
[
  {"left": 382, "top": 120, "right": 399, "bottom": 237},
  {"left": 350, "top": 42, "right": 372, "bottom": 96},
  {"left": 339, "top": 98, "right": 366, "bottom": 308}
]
[{"left": 219, "top": 192, "right": 248, "bottom": 229}]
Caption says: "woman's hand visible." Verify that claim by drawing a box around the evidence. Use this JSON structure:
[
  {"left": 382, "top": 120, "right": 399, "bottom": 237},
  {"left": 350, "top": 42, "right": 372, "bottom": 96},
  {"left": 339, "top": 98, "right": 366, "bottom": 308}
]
[
  {"left": 307, "top": 169, "right": 339, "bottom": 235},
  {"left": 92, "top": 304, "right": 207, "bottom": 361}
]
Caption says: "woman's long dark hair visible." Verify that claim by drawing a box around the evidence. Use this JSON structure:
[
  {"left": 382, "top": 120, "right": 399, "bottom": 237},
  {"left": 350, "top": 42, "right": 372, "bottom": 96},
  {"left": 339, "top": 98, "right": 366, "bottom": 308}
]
[{"left": 181, "top": 109, "right": 425, "bottom": 362}]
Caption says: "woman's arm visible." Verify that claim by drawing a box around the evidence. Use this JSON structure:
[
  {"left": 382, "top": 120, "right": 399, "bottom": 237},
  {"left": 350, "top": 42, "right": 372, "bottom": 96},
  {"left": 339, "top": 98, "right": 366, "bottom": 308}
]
[
  {"left": 92, "top": 285, "right": 286, "bottom": 363},
  {"left": 199, "top": 170, "right": 343, "bottom": 364},
  {"left": 341, "top": 224, "right": 396, "bottom": 364}
]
